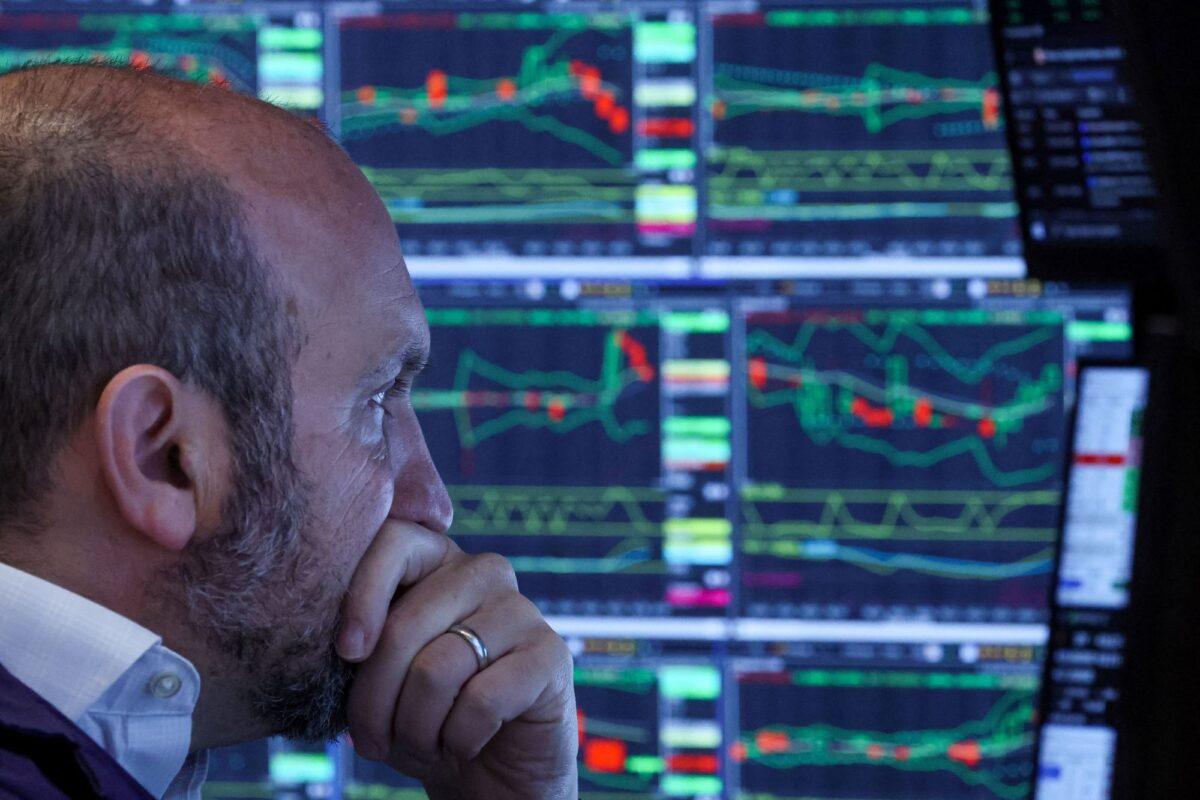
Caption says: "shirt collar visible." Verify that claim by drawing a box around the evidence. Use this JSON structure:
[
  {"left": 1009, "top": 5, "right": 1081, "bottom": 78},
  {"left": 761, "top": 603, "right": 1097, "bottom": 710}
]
[{"left": 0, "top": 560, "right": 161, "bottom": 721}]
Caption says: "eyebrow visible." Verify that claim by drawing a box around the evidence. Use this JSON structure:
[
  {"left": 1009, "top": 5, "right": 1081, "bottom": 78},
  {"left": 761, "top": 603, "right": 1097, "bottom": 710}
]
[{"left": 360, "top": 338, "right": 430, "bottom": 388}]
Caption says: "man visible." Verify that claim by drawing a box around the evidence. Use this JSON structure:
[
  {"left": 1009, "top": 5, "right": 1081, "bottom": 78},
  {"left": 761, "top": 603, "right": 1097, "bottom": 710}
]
[{"left": 0, "top": 63, "right": 577, "bottom": 799}]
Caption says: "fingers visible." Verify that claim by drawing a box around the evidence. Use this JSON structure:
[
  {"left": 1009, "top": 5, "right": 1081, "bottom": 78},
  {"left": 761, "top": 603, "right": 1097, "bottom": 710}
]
[
  {"left": 347, "top": 551, "right": 519, "bottom": 758},
  {"left": 441, "top": 632, "right": 575, "bottom": 762},
  {"left": 388, "top": 594, "right": 547, "bottom": 765},
  {"left": 337, "top": 520, "right": 460, "bottom": 661}
]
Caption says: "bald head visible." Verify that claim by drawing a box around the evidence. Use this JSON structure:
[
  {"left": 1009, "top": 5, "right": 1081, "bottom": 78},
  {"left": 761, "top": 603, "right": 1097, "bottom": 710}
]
[
  {"left": 0, "top": 62, "right": 333, "bottom": 529},
  {"left": 0, "top": 62, "right": 442, "bottom": 742}
]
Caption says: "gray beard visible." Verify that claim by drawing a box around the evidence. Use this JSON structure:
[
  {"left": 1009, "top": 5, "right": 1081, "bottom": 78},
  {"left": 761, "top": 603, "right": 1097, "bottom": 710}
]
[{"left": 165, "top": 463, "right": 354, "bottom": 742}]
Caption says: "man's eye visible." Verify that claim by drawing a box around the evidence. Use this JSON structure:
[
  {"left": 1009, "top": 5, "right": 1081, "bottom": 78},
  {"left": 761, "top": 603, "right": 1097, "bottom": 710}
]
[{"left": 369, "top": 378, "right": 412, "bottom": 411}]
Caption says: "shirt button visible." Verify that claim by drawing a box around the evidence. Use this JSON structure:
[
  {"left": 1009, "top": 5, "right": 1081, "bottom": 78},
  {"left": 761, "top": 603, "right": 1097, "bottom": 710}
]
[{"left": 149, "top": 671, "right": 182, "bottom": 699}]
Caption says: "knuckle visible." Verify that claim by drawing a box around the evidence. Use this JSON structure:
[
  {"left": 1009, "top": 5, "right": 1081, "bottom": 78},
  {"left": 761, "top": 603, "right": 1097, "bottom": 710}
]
[
  {"left": 461, "top": 681, "right": 506, "bottom": 725},
  {"left": 408, "top": 644, "right": 457, "bottom": 695},
  {"left": 469, "top": 552, "right": 518, "bottom": 590}
]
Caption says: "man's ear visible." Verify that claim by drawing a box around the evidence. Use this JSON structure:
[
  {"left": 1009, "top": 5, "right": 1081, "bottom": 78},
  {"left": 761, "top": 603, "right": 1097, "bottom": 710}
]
[{"left": 94, "top": 365, "right": 208, "bottom": 551}]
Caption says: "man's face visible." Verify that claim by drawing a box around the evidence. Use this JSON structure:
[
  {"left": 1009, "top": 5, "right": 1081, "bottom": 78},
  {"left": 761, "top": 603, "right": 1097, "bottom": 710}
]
[{"left": 175, "top": 138, "right": 453, "bottom": 739}]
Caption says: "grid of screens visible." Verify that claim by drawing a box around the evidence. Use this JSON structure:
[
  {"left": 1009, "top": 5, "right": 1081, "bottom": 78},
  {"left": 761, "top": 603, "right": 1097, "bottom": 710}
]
[
  {"left": 201, "top": 277, "right": 1133, "bottom": 800},
  {"left": 0, "top": 2, "right": 1150, "bottom": 799},
  {"left": 0, "top": 0, "right": 1028, "bottom": 277}
]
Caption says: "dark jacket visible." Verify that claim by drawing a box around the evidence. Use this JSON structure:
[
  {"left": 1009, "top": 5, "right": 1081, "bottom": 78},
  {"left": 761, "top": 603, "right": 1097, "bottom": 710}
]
[{"left": 0, "top": 661, "right": 153, "bottom": 799}]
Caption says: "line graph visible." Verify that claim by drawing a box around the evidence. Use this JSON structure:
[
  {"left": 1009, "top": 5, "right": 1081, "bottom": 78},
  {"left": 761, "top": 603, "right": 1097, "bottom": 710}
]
[
  {"left": 341, "top": 27, "right": 630, "bottom": 165},
  {"left": 735, "top": 668, "right": 1038, "bottom": 800},
  {"left": 740, "top": 308, "right": 1066, "bottom": 622},
  {"left": 0, "top": 13, "right": 260, "bottom": 93},
  {"left": 712, "top": 62, "right": 1002, "bottom": 134},
  {"left": 575, "top": 666, "right": 661, "bottom": 797},
  {"left": 704, "top": 6, "right": 1019, "bottom": 258},
  {"left": 414, "top": 321, "right": 658, "bottom": 463},
  {"left": 745, "top": 310, "right": 1065, "bottom": 488},
  {"left": 337, "top": 11, "right": 694, "bottom": 258},
  {"left": 416, "top": 306, "right": 664, "bottom": 614}
]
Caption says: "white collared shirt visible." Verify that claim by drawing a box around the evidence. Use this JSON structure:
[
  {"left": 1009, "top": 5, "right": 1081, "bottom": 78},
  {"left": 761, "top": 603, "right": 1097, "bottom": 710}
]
[{"left": 0, "top": 561, "right": 208, "bottom": 799}]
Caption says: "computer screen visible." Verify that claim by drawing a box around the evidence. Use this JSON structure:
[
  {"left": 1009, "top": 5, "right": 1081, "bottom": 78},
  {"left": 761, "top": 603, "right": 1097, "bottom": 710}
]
[
  {"left": 700, "top": 0, "right": 1023, "bottom": 277},
  {"left": 989, "top": 0, "right": 1161, "bottom": 249},
  {"left": 1033, "top": 365, "right": 1149, "bottom": 800},
  {"left": 320, "top": 0, "right": 1024, "bottom": 278},
  {"left": 198, "top": 278, "right": 1129, "bottom": 800},
  {"left": 0, "top": 1, "right": 1150, "bottom": 798},
  {"left": 0, "top": 0, "right": 324, "bottom": 117}
]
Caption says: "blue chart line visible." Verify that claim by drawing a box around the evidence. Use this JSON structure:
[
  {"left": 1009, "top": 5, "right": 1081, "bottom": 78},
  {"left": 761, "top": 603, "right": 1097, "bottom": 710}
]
[{"left": 742, "top": 538, "right": 1055, "bottom": 581}]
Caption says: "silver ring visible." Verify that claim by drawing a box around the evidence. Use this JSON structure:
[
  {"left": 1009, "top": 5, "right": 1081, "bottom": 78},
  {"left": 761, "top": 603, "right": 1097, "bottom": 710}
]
[{"left": 447, "top": 623, "right": 489, "bottom": 671}]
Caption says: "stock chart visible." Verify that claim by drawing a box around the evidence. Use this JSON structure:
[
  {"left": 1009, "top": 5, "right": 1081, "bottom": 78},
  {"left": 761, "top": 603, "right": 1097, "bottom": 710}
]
[
  {"left": 732, "top": 652, "right": 1040, "bottom": 800},
  {"left": 738, "top": 305, "right": 1066, "bottom": 622},
  {"left": 704, "top": 1, "right": 1020, "bottom": 262},
  {"left": 0, "top": 9, "right": 324, "bottom": 115},
  {"left": 336, "top": 7, "right": 698, "bottom": 264},
  {"left": 412, "top": 304, "right": 666, "bottom": 612}
]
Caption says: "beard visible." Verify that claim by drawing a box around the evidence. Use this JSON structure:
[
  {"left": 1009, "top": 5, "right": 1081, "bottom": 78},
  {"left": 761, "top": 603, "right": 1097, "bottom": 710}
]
[{"left": 162, "top": 419, "right": 355, "bottom": 742}]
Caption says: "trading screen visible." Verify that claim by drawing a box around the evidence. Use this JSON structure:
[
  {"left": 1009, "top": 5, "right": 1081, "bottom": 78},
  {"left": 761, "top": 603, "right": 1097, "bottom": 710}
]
[
  {"left": 702, "top": 0, "right": 1021, "bottom": 274},
  {"left": 989, "top": 0, "right": 1160, "bottom": 248},
  {"left": 200, "top": 278, "right": 1130, "bottom": 800},
  {"left": 1034, "top": 367, "right": 1148, "bottom": 800},
  {"left": 0, "top": 1, "right": 1151, "bottom": 799},
  {"left": 0, "top": 0, "right": 324, "bottom": 116}
]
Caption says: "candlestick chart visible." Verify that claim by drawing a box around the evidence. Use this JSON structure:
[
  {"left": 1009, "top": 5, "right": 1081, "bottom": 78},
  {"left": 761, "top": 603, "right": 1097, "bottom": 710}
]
[
  {"left": 0, "top": 13, "right": 260, "bottom": 94},
  {"left": 733, "top": 667, "right": 1039, "bottom": 800},
  {"left": 739, "top": 309, "right": 1066, "bottom": 621},
  {"left": 704, "top": 4, "right": 1019, "bottom": 258},
  {"left": 413, "top": 307, "right": 666, "bottom": 614},
  {"left": 338, "top": 11, "right": 677, "bottom": 258}
]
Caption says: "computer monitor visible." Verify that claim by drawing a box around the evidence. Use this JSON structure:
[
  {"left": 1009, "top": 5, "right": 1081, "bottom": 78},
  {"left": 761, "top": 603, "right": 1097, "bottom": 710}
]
[
  {"left": 699, "top": 0, "right": 1024, "bottom": 278},
  {"left": 1034, "top": 365, "right": 1149, "bottom": 800},
  {"left": 0, "top": 0, "right": 324, "bottom": 117},
  {"left": 988, "top": 0, "right": 1164, "bottom": 264}
]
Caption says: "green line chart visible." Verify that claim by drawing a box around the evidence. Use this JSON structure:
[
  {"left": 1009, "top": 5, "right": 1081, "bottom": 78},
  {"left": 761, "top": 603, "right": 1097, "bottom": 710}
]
[
  {"left": 712, "top": 62, "right": 1001, "bottom": 133},
  {"left": 447, "top": 485, "right": 664, "bottom": 539},
  {"left": 705, "top": 7, "right": 1019, "bottom": 256},
  {"left": 745, "top": 313, "right": 1065, "bottom": 489},
  {"left": 0, "top": 15, "right": 260, "bottom": 93},
  {"left": 414, "top": 326, "right": 656, "bottom": 451},
  {"left": 360, "top": 166, "right": 638, "bottom": 226},
  {"left": 339, "top": 19, "right": 632, "bottom": 166},
  {"left": 735, "top": 693, "right": 1035, "bottom": 798},
  {"left": 739, "top": 487, "right": 1062, "bottom": 543}
]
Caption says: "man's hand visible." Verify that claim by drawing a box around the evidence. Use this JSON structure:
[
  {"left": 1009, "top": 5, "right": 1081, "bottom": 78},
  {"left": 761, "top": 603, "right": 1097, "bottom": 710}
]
[{"left": 336, "top": 520, "right": 579, "bottom": 800}]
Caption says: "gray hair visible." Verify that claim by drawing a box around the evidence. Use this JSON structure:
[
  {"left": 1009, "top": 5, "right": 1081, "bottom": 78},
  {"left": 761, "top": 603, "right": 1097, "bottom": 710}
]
[{"left": 0, "top": 63, "right": 300, "bottom": 534}]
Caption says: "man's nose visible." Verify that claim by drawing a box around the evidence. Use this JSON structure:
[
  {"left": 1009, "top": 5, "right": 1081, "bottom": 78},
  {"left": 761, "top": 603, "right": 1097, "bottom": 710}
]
[{"left": 391, "top": 438, "right": 454, "bottom": 534}]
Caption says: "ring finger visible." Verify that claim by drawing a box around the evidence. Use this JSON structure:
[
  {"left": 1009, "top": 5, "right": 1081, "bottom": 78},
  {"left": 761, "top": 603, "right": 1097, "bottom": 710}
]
[{"left": 387, "top": 593, "right": 547, "bottom": 765}]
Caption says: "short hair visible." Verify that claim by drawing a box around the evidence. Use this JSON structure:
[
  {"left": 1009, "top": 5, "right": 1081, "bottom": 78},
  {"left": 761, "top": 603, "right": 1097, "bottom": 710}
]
[{"left": 0, "top": 64, "right": 301, "bottom": 531}]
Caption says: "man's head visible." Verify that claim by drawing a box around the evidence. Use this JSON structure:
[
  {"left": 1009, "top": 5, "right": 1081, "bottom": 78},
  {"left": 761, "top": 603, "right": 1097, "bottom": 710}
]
[{"left": 0, "top": 64, "right": 452, "bottom": 744}]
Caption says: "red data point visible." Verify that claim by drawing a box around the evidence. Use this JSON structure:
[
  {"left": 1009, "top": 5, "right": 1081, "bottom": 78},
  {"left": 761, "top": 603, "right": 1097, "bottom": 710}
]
[
  {"left": 748, "top": 357, "right": 769, "bottom": 390},
  {"left": 914, "top": 398, "right": 933, "bottom": 427},
  {"left": 756, "top": 729, "right": 790, "bottom": 754},
  {"left": 356, "top": 85, "right": 377, "bottom": 105},
  {"left": 523, "top": 391, "right": 541, "bottom": 411},
  {"left": 496, "top": 78, "right": 517, "bottom": 101},
  {"left": 948, "top": 740, "right": 982, "bottom": 769},
  {"left": 978, "top": 418, "right": 996, "bottom": 438},
  {"left": 584, "top": 738, "right": 626, "bottom": 773},
  {"left": 547, "top": 399, "right": 566, "bottom": 422},
  {"left": 895, "top": 745, "right": 912, "bottom": 762},
  {"left": 867, "top": 744, "right": 886, "bottom": 760},
  {"left": 595, "top": 93, "right": 616, "bottom": 118}
]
